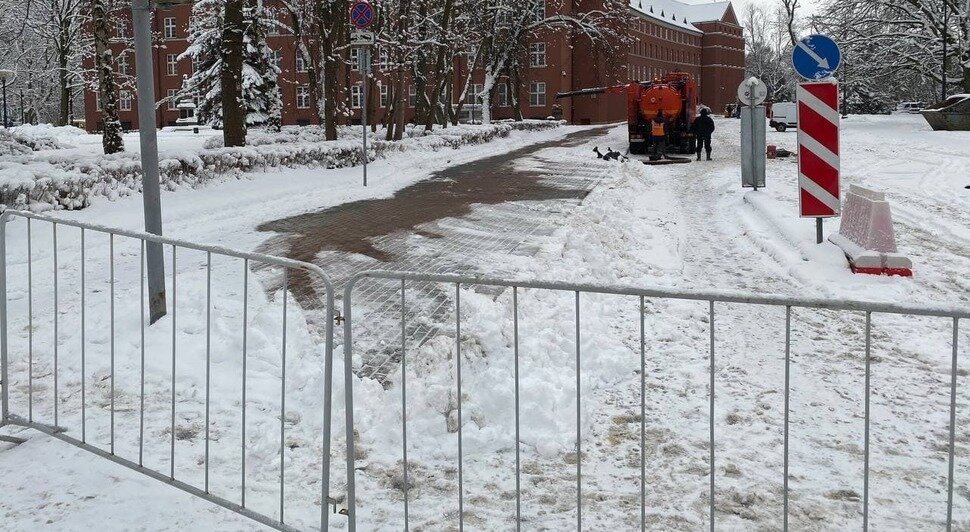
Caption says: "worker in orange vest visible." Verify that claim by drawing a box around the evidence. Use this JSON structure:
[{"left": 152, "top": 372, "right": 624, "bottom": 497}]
[{"left": 650, "top": 110, "right": 667, "bottom": 160}]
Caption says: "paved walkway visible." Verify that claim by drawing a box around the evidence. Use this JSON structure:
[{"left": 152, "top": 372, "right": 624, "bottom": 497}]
[{"left": 256, "top": 126, "right": 613, "bottom": 382}]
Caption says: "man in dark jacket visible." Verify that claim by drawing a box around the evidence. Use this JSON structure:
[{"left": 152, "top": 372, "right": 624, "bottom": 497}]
[
  {"left": 692, "top": 108, "right": 716, "bottom": 161},
  {"left": 650, "top": 110, "right": 667, "bottom": 160}
]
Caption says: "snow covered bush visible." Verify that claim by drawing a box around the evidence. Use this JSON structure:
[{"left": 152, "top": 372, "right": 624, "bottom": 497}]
[{"left": 0, "top": 121, "right": 561, "bottom": 212}]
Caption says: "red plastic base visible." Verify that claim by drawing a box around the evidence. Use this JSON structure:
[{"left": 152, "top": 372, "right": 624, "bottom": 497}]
[{"left": 850, "top": 265, "right": 913, "bottom": 277}]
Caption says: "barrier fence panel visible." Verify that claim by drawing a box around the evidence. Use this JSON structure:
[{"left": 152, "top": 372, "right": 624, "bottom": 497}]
[
  {"left": 0, "top": 210, "right": 336, "bottom": 532},
  {"left": 341, "top": 270, "right": 968, "bottom": 531}
]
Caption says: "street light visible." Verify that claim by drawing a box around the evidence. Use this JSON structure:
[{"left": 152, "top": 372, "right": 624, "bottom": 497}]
[
  {"left": 0, "top": 70, "right": 15, "bottom": 127},
  {"left": 131, "top": 0, "right": 193, "bottom": 323}
]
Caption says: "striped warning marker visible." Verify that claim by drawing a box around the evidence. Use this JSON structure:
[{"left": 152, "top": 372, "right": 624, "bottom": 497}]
[{"left": 797, "top": 81, "right": 840, "bottom": 217}]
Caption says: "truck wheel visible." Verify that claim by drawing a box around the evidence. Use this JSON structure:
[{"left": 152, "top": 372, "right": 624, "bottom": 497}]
[{"left": 775, "top": 124, "right": 787, "bottom": 132}]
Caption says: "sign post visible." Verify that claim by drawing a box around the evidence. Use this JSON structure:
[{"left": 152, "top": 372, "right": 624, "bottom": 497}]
[
  {"left": 350, "top": 0, "right": 376, "bottom": 187},
  {"left": 792, "top": 34, "right": 842, "bottom": 243},
  {"left": 738, "top": 77, "right": 767, "bottom": 190}
]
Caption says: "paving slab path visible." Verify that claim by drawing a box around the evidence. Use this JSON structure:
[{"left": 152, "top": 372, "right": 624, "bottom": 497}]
[{"left": 256, "top": 125, "right": 614, "bottom": 381}]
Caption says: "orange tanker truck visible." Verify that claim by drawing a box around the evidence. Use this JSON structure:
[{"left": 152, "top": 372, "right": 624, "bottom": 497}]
[{"left": 556, "top": 72, "right": 699, "bottom": 158}]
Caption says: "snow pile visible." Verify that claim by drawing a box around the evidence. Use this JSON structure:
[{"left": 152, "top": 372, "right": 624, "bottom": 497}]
[
  {"left": 1, "top": 124, "right": 86, "bottom": 153},
  {"left": 0, "top": 121, "right": 561, "bottom": 212}
]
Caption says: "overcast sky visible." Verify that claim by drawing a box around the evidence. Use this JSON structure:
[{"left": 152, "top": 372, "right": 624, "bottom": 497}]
[{"left": 728, "top": 0, "right": 821, "bottom": 18}]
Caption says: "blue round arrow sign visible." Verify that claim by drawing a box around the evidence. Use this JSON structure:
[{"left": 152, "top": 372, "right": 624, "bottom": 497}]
[
  {"left": 350, "top": 1, "right": 375, "bottom": 29},
  {"left": 792, "top": 34, "right": 841, "bottom": 80}
]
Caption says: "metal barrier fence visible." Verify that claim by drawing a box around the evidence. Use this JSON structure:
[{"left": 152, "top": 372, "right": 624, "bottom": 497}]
[
  {"left": 342, "top": 270, "right": 969, "bottom": 531},
  {"left": 0, "top": 210, "right": 336, "bottom": 531}
]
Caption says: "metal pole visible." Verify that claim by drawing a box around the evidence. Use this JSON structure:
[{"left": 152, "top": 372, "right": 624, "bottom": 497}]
[
  {"left": 751, "top": 104, "right": 759, "bottom": 191},
  {"left": 0, "top": 216, "right": 8, "bottom": 424},
  {"left": 2, "top": 79, "right": 7, "bottom": 127},
  {"left": 132, "top": 0, "right": 167, "bottom": 323},
  {"left": 816, "top": 219, "right": 823, "bottom": 244},
  {"left": 362, "top": 46, "right": 368, "bottom": 187}
]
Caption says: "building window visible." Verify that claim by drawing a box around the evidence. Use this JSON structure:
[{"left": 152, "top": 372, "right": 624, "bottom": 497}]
[
  {"left": 95, "top": 93, "right": 101, "bottom": 112},
  {"left": 497, "top": 83, "right": 509, "bottom": 107},
  {"left": 166, "top": 54, "right": 178, "bottom": 76},
  {"left": 167, "top": 89, "right": 178, "bottom": 110},
  {"left": 351, "top": 84, "right": 363, "bottom": 109},
  {"left": 529, "top": 82, "right": 545, "bottom": 107},
  {"left": 379, "top": 83, "right": 389, "bottom": 108},
  {"left": 116, "top": 21, "right": 129, "bottom": 39},
  {"left": 530, "top": 0, "right": 544, "bottom": 23},
  {"left": 271, "top": 49, "right": 282, "bottom": 70},
  {"left": 117, "top": 54, "right": 129, "bottom": 76},
  {"left": 465, "top": 83, "right": 482, "bottom": 105},
  {"left": 378, "top": 47, "right": 390, "bottom": 69},
  {"left": 408, "top": 84, "right": 417, "bottom": 107},
  {"left": 529, "top": 43, "right": 546, "bottom": 68},
  {"left": 267, "top": 18, "right": 279, "bottom": 35},
  {"left": 119, "top": 91, "right": 132, "bottom": 111},
  {"left": 295, "top": 52, "right": 307, "bottom": 72},
  {"left": 296, "top": 85, "right": 310, "bottom": 108},
  {"left": 350, "top": 48, "right": 360, "bottom": 72},
  {"left": 163, "top": 17, "right": 176, "bottom": 39}
]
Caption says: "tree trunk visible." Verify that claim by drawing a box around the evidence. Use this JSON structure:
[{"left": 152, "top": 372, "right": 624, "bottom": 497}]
[
  {"left": 393, "top": 64, "right": 407, "bottom": 140},
  {"left": 91, "top": 0, "right": 124, "bottom": 154},
  {"left": 508, "top": 69, "right": 523, "bottom": 121},
  {"left": 58, "top": 55, "right": 70, "bottom": 126},
  {"left": 221, "top": 0, "right": 246, "bottom": 147}
]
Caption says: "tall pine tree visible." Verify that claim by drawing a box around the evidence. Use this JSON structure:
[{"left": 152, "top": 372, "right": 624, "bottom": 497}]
[{"left": 180, "top": 0, "right": 281, "bottom": 131}]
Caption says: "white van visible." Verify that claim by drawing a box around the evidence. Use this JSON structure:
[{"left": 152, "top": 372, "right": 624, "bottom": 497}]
[
  {"left": 894, "top": 101, "right": 925, "bottom": 114},
  {"left": 769, "top": 102, "right": 797, "bottom": 132}
]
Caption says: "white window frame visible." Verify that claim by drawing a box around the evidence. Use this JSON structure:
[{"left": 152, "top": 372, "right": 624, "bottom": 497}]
[
  {"left": 350, "top": 48, "right": 361, "bottom": 72},
  {"left": 497, "top": 83, "right": 509, "bottom": 107},
  {"left": 408, "top": 85, "right": 417, "bottom": 107},
  {"left": 296, "top": 85, "right": 311, "bottom": 109},
  {"left": 529, "top": 81, "right": 546, "bottom": 107},
  {"left": 163, "top": 17, "right": 176, "bottom": 39},
  {"left": 167, "top": 89, "right": 178, "bottom": 110},
  {"left": 351, "top": 84, "right": 363, "bottom": 109},
  {"left": 295, "top": 52, "right": 307, "bottom": 72},
  {"left": 466, "top": 83, "right": 483, "bottom": 105},
  {"left": 166, "top": 54, "right": 178, "bottom": 76},
  {"left": 529, "top": 42, "right": 547, "bottom": 68},
  {"left": 117, "top": 54, "right": 129, "bottom": 76},
  {"left": 379, "top": 83, "right": 389, "bottom": 108},
  {"left": 119, "top": 91, "right": 132, "bottom": 111},
  {"left": 95, "top": 93, "right": 102, "bottom": 112},
  {"left": 531, "top": 0, "right": 545, "bottom": 24},
  {"left": 116, "top": 21, "right": 129, "bottom": 39},
  {"left": 271, "top": 49, "right": 282, "bottom": 70}
]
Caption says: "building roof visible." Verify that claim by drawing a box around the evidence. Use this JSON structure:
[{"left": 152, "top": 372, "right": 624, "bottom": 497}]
[{"left": 629, "top": 0, "right": 733, "bottom": 32}]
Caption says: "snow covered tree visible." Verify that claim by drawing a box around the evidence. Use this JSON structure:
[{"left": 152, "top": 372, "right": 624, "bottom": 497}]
[
  {"left": 818, "top": 0, "right": 970, "bottom": 99},
  {"left": 181, "top": 0, "right": 282, "bottom": 143},
  {"left": 462, "top": 0, "right": 630, "bottom": 124},
  {"left": 89, "top": 0, "right": 124, "bottom": 153}
]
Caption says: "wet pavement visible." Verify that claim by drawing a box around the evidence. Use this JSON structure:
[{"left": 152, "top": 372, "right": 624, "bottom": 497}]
[{"left": 256, "top": 125, "right": 613, "bottom": 381}]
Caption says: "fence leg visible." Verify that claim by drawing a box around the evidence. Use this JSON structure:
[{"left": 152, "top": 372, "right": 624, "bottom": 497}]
[
  {"left": 709, "top": 300, "right": 715, "bottom": 532},
  {"left": 947, "top": 317, "right": 959, "bottom": 531},
  {"left": 863, "top": 312, "right": 871, "bottom": 532},
  {"left": 343, "top": 281, "right": 358, "bottom": 532},
  {"left": 0, "top": 214, "right": 8, "bottom": 425}
]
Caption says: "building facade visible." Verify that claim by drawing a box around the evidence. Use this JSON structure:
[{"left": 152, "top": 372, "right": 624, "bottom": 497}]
[{"left": 83, "top": 0, "right": 744, "bottom": 132}]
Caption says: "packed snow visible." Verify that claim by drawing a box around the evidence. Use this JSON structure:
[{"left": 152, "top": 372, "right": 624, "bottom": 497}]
[{"left": 0, "top": 114, "right": 967, "bottom": 531}]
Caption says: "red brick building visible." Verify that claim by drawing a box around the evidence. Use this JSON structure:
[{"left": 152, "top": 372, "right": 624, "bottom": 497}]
[{"left": 83, "top": 0, "right": 744, "bottom": 132}]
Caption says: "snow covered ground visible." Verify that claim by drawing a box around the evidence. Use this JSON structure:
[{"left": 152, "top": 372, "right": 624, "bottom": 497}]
[{"left": 1, "top": 115, "right": 967, "bottom": 531}]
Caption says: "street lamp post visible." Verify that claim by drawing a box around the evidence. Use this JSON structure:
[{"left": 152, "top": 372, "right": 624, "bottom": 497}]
[
  {"left": 0, "top": 70, "right": 15, "bottom": 127},
  {"left": 131, "top": 0, "right": 193, "bottom": 323}
]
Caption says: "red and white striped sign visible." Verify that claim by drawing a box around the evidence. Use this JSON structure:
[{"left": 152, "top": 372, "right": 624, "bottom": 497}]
[{"left": 797, "top": 81, "right": 840, "bottom": 217}]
